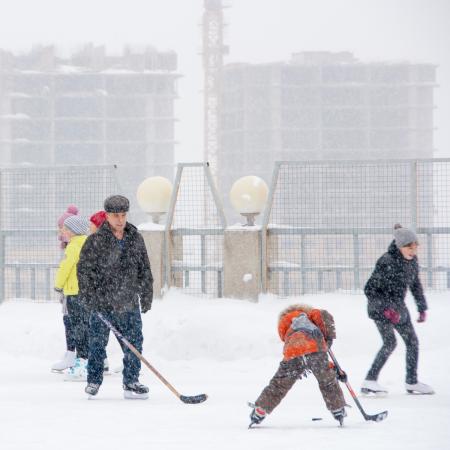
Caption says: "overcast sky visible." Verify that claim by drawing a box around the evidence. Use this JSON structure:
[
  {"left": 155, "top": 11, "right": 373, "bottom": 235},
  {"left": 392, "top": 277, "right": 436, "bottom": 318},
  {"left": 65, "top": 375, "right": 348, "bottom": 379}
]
[{"left": 1, "top": 0, "right": 449, "bottom": 161}]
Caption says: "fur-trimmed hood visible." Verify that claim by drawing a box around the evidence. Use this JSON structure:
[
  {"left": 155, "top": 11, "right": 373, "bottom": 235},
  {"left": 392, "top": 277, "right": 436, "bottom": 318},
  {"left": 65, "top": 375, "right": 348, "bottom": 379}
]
[{"left": 279, "top": 304, "right": 313, "bottom": 321}]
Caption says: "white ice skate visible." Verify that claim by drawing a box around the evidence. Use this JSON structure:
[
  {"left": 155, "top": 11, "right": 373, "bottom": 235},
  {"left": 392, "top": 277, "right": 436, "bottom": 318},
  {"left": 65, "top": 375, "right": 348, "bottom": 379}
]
[
  {"left": 64, "top": 358, "right": 87, "bottom": 382},
  {"left": 51, "top": 350, "right": 76, "bottom": 373},
  {"left": 361, "top": 379, "right": 388, "bottom": 396},
  {"left": 405, "top": 381, "right": 435, "bottom": 395},
  {"left": 112, "top": 363, "right": 123, "bottom": 374}
]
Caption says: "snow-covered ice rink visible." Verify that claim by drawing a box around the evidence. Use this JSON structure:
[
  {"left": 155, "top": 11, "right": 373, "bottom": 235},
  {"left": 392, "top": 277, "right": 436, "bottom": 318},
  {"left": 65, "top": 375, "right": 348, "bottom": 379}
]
[{"left": 0, "top": 291, "right": 449, "bottom": 450}]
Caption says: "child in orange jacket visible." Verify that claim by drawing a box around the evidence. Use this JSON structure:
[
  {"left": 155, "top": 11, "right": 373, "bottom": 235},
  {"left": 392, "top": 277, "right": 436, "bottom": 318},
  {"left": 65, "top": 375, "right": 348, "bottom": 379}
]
[{"left": 249, "top": 304, "right": 347, "bottom": 427}]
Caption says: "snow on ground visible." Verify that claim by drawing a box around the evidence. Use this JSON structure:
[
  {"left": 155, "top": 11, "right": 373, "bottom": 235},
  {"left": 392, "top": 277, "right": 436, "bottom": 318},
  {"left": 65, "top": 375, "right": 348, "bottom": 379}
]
[{"left": 0, "top": 290, "right": 449, "bottom": 450}]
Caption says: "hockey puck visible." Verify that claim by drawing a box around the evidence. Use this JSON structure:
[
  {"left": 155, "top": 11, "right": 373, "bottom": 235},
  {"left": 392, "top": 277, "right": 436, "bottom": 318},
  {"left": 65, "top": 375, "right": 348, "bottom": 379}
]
[{"left": 312, "top": 417, "right": 323, "bottom": 421}]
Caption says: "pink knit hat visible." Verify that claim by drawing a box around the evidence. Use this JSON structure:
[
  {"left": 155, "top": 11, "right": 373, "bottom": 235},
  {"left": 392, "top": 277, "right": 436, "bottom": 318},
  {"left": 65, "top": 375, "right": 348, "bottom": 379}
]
[{"left": 57, "top": 205, "right": 79, "bottom": 228}]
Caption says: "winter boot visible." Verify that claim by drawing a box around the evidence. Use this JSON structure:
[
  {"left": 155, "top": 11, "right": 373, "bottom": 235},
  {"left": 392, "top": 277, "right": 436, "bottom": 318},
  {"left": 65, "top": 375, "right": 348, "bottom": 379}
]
[
  {"left": 331, "top": 407, "right": 347, "bottom": 426},
  {"left": 361, "top": 379, "right": 388, "bottom": 395},
  {"left": 249, "top": 406, "right": 267, "bottom": 428},
  {"left": 85, "top": 383, "right": 100, "bottom": 397},
  {"left": 405, "top": 381, "right": 435, "bottom": 395},
  {"left": 51, "top": 350, "right": 76, "bottom": 372},
  {"left": 123, "top": 382, "right": 149, "bottom": 400},
  {"left": 64, "top": 358, "right": 88, "bottom": 382}
]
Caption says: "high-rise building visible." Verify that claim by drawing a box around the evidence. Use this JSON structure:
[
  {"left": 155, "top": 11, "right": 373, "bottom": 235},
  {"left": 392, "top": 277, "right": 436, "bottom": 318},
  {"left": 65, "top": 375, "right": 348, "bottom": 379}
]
[
  {"left": 0, "top": 45, "right": 179, "bottom": 214},
  {"left": 219, "top": 51, "right": 437, "bottom": 220}
]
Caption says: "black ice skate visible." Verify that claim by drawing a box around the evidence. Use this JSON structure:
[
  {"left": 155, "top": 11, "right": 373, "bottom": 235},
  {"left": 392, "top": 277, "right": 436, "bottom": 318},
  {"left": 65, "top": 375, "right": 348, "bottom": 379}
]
[
  {"left": 123, "top": 382, "right": 149, "bottom": 400},
  {"left": 85, "top": 383, "right": 100, "bottom": 397},
  {"left": 248, "top": 403, "right": 267, "bottom": 428},
  {"left": 331, "top": 407, "right": 347, "bottom": 427}
]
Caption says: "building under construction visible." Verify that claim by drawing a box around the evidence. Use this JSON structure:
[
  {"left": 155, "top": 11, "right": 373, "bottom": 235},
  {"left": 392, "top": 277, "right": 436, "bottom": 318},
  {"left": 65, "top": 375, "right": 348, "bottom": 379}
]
[
  {"left": 218, "top": 51, "right": 437, "bottom": 221},
  {"left": 0, "top": 45, "right": 179, "bottom": 217}
]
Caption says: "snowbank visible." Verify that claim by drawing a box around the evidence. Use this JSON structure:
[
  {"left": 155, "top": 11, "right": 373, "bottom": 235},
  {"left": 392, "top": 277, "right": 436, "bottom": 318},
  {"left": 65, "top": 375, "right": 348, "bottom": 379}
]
[{"left": 0, "top": 291, "right": 449, "bottom": 450}]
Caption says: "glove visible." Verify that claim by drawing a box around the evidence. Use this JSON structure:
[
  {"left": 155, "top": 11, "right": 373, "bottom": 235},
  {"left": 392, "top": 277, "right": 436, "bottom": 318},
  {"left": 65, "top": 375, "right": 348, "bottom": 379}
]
[
  {"left": 54, "top": 287, "right": 64, "bottom": 303},
  {"left": 336, "top": 369, "right": 348, "bottom": 383},
  {"left": 417, "top": 311, "right": 427, "bottom": 323},
  {"left": 328, "top": 361, "right": 347, "bottom": 383},
  {"left": 383, "top": 308, "right": 400, "bottom": 324}
]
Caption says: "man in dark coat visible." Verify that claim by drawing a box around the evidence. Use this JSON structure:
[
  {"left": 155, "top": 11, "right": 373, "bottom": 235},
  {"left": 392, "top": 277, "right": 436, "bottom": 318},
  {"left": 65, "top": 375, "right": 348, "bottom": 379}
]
[
  {"left": 361, "top": 224, "right": 433, "bottom": 395},
  {"left": 78, "top": 195, "right": 153, "bottom": 399}
]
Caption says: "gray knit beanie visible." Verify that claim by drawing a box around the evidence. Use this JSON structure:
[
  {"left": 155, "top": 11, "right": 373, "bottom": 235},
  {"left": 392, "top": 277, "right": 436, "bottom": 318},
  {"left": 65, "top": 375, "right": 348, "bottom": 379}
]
[
  {"left": 393, "top": 223, "right": 418, "bottom": 248},
  {"left": 64, "top": 216, "right": 89, "bottom": 235}
]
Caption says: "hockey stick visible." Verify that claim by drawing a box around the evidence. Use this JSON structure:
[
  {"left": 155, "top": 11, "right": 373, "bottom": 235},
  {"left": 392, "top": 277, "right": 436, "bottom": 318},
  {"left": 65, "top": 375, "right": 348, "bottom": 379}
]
[
  {"left": 328, "top": 349, "right": 387, "bottom": 423},
  {"left": 97, "top": 313, "right": 207, "bottom": 404}
]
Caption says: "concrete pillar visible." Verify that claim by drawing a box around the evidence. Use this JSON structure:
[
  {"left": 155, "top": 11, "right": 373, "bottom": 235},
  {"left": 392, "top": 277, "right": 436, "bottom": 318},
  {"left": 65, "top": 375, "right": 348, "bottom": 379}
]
[
  {"left": 168, "top": 233, "right": 184, "bottom": 288},
  {"left": 224, "top": 227, "right": 262, "bottom": 301},
  {"left": 140, "top": 229, "right": 165, "bottom": 298},
  {"left": 266, "top": 232, "right": 280, "bottom": 296}
]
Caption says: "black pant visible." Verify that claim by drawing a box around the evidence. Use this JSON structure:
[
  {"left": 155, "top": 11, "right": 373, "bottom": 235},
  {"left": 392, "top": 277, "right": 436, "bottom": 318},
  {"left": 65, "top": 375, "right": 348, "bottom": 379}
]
[
  {"left": 63, "top": 314, "right": 76, "bottom": 352},
  {"left": 366, "top": 315, "right": 419, "bottom": 384},
  {"left": 66, "top": 295, "right": 90, "bottom": 360}
]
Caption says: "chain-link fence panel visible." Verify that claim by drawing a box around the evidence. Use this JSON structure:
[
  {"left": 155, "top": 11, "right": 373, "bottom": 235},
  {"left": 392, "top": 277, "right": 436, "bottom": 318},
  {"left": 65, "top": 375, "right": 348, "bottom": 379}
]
[
  {"left": 0, "top": 165, "right": 120, "bottom": 302},
  {"left": 263, "top": 159, "right": 450, "bottom": 296},
  {"left": 113, "top": 163, "right": 175, "bottom": 226},
  {"left": 166, "top": 163, "right": 226, "bottom": 297}
]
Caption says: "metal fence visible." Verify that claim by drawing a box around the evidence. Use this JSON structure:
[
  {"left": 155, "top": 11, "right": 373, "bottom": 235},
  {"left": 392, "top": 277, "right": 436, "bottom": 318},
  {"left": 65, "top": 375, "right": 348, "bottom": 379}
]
[
  {"left": 0, "top": 165, "right": 121, "bottom": 302},
  {"left": 1, "top": 159, "right": 449, "bottom": 302},
  {"left": 0, "top": 163, "right": 178, "bottom": 302},
  {"left": 262, "top": 159, "right": 450, "bottom": 296},
  {"left": 165, "top": 163, "right": 226, "bottom": 297}
]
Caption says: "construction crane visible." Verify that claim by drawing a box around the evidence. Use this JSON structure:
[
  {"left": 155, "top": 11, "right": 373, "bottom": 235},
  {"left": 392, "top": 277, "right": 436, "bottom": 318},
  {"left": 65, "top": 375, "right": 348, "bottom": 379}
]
[{"left": 202, "top": 0, "right": 228, "bottom": 183}]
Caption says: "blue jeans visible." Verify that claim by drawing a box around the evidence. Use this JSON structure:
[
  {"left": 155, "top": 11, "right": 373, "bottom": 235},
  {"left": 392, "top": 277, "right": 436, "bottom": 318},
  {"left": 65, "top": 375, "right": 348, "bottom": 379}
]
[{"left": 87, "top": 310, "right": 143, "bottom": 386}]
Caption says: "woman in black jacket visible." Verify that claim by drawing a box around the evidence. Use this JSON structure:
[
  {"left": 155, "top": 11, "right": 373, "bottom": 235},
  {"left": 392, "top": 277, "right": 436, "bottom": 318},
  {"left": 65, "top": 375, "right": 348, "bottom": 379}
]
[{"left": 361, "top": 224, "right": 434, "bottom": 395}]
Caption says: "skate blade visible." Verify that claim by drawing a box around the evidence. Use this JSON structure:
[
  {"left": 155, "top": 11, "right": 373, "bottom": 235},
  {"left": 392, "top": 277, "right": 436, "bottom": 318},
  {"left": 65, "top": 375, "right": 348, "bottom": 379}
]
[
  {"left": 52, "top": 367, "right": 75, "bottom": 373},
  {"left": 406, "top": 389, "right": 435, "bottom": 395},
  {"left": 64, "top": 377, "right": 87, "bottom": 382},
  {"left": 123, "top": 391, "right": 149, "bottom": 400},
  {"left": 361, "top": 388, "right": 388, "bottom": 397}
]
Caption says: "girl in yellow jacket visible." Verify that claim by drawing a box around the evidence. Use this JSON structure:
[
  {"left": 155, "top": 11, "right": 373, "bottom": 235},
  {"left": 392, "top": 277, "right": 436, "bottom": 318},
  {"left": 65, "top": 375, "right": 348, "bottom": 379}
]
[{"left": 54, "top": 215, "right": 89, "bottom": 381}]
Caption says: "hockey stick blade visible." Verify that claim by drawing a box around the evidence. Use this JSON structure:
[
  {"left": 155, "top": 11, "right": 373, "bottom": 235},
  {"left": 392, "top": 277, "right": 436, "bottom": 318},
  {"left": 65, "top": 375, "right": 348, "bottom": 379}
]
[
  {"left": 180, "top": 393, "right": 208, "bottom": 404},
  {"left": 366, "top": 410, "right": 388, "bottom": 422}
]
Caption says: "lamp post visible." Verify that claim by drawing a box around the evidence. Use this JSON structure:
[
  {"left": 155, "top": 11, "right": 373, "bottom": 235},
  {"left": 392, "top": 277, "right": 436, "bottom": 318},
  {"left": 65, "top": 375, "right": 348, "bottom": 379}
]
[
  {"left": 136, "top": 176, "right": 173, "bottom": 224},
  {"left": 229, "top": 176, "right": 268, "bottom": 226}
]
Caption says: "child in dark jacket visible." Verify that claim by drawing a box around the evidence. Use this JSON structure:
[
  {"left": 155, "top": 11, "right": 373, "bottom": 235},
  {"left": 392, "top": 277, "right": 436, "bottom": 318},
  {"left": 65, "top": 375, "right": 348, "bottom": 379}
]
[
  {"left": 249, "top": 304, "right": 347, "bottom": 427},
  {"left": 361, "top": 224, "right": 434, "bottom": 395}
]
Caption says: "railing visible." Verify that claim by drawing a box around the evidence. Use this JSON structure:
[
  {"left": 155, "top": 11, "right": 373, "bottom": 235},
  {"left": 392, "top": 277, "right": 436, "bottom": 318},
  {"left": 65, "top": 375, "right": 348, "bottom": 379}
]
[
  {"left": 266, "top": 226, "right": 450, "bottom": 295},
  {"left": 170, "top": 228, "right": 224, "bottom": 297}
]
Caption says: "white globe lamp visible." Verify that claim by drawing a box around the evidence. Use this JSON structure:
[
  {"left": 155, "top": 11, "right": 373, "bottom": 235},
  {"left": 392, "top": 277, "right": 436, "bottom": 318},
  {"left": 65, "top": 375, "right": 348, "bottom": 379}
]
[
  {"left": 136, "top": 176, "right": 173, "bottom": 224},
  {"left": 229, "top": 176, "right": 268, "bottom": 226}
]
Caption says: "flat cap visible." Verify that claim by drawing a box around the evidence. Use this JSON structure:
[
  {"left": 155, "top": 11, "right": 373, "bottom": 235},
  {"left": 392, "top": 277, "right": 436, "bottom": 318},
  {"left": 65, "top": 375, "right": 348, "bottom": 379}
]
[{"left": 104, "top": 195, "right": 130, "bottom": 213}]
